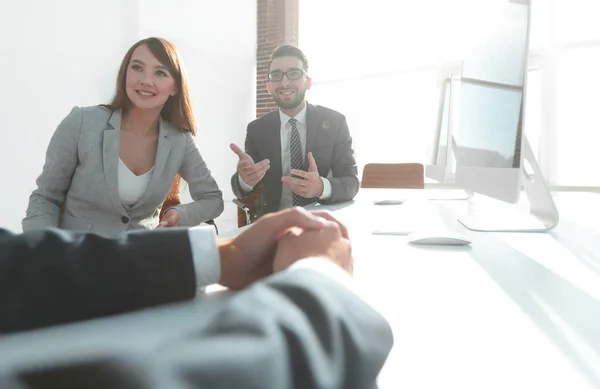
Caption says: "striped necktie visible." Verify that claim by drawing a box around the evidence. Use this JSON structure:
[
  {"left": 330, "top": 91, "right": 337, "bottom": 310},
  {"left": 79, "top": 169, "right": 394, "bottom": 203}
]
[{"left": 289, "top": 118, "right": 312, "bottom": 206}]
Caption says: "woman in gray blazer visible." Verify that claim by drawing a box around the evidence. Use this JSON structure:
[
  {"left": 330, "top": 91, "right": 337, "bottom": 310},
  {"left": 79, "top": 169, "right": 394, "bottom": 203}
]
[{"left": 23, "top": 37, "right": 224, "bottom": 237}]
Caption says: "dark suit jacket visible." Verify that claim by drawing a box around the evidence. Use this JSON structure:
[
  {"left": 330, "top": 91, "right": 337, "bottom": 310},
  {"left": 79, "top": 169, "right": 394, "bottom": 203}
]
[
  {"left": 0, "top": 228, "right": 393, "bottom": 389},
  {"left": 231, "top": 104, "right": 360, "bottom": 217},
  {"left": 0, "top": 227, "right": 196, "bottom": 334}
]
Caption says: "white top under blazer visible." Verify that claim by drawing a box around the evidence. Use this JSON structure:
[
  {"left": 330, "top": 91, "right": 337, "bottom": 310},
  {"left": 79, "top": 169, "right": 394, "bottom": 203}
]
[{"left": 118, "top": 158, "right": 154, "bottom": 206}]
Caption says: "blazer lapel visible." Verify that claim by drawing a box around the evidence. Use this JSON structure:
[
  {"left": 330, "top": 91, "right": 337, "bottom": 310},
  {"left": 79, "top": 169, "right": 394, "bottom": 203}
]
[
  {"left": 305, "top": 103, "right": 320, "bottom": 170},
  {"left": 266, "top": 113, "right": 282, "bottom": 180},
  {"left": 130, "top": 115, "right": 172, "bottom": 211},
  {"left": 103, "top": 110, "right": 128, "bottom": 215},
  {"left": 260, "top": 112, "right": 283, "bottom": 208}
]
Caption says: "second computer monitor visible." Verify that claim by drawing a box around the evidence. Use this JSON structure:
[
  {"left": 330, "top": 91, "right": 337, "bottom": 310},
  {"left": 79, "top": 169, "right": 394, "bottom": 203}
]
[{"left": 453, "top": 0, "right": 531, "bottom": 204}]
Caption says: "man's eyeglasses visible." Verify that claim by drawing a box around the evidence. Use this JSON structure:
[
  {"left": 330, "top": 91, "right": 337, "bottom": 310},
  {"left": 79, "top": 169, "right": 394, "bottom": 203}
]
[{"left": 267, "top": 69, "right": 307, "bottom": 82}]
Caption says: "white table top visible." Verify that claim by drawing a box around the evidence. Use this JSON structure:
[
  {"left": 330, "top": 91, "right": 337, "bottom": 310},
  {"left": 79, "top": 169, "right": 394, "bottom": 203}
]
[
  {"left": 306, "top": 189, "right": 600, "bottom": 389},
  {"left": 1, "top": 189, "right": 599, "bottom": 388}
]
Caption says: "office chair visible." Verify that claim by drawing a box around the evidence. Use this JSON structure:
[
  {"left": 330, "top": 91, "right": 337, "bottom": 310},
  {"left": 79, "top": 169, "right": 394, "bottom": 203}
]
[
  {"left": 233, "top": 183, "right": 263, "bottom": 228},
  {"left": 361, "top": 163, "right": 425, "bottom": 189}
]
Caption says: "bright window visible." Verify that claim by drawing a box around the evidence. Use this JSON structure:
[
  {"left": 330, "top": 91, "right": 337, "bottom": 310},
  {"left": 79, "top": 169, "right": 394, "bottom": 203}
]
[{"left": 300, "top": 0, "right": 600, "bottom": 187}]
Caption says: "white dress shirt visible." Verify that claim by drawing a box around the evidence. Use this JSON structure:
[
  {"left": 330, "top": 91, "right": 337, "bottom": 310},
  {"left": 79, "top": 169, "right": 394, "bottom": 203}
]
[
  {"left": 186, "top": 226, "right": 354, "bottom": 291},
  {"left": 187, "top": 226, "right": 221, "bottom": 287},
  {"left": 238, "top": 103, "right": 332, "bottom": 210},
  {"left": 118, "top": 159, "right": 154, "bottom": 206}
]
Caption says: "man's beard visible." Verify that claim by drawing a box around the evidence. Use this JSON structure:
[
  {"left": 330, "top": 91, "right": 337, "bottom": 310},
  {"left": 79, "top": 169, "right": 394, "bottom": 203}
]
[{"left": 272, "top": 88, "right": 306, "bottom": 109}]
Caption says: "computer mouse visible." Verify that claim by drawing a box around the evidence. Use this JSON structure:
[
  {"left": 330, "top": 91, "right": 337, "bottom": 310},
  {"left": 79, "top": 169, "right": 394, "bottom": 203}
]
[
  {"left": 406, "top": 231, "right": 471, "bottom": 246},
  {"left": 373, "top": 199, "right": 405, "bottom": 205}
]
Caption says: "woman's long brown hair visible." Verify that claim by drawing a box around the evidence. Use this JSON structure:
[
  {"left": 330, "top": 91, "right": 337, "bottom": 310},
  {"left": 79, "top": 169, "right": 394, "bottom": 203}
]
[{"left": 106, "top": 37, "right": 196, "bottom": 214}]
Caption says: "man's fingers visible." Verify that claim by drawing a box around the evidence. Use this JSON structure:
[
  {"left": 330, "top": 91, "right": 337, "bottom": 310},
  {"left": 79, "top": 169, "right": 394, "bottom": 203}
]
[
  {"left": 291, "top": 177, "right": 308, "bottom": 188},
  {"left": 281, "top": 178, "right": 295, "bottom": 193},
  {"left": 245, "top": 167, "right": 268, "bottom": 184},
  {"left": 289, "top": 169, "right": 311, "bottom": 179},
  {"left": 276, "top": 226, "right": 304, "bottom": 240},
  {"left": 238, "top": 160, "right": 252, "bottom": 170},
  {"left": 282, "top": 181, "right": 306, "bottom": 197},
  {"left": 240, "top": 159, "right": 269, "bottom": 172},
  {"left": 230, "top": 143, "right": 246, "bottom": 157},
  {"left": 240, "top": 161, "right": 270, "bottom": 185},
  {"left": 307, "top": 152, "right": 318, "bottom": 172},
  {"left": 310, "top": 210, "right": 350, "bottom": 239},
  {"left": 259, "top": 207, "right": 329, "bottom": 238},
  {"left": 256, "top": 159, "right": 270, "bottom": 168},
  {"left": 282, "top": 177, "right": 309, "bottom": 192},
  {"left": 282, "top": 176, "right": 305, "bottom": 186},
  {"left": 230, "top": 143, "right": 253, "bottom": 162},
  {"left": 244, "top": 161, "right": 270, "bottom": 177}
]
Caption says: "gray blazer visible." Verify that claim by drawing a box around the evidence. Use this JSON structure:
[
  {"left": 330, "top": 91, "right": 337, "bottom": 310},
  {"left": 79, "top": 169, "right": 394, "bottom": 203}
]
[{"left": 23, "top": 106, "right": 224, "bottom": 237}]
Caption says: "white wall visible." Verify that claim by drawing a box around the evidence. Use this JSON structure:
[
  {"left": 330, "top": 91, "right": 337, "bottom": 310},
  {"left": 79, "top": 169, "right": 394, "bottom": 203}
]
[{"left": 0, "top": 0, "right": 256, "bottom": 231}]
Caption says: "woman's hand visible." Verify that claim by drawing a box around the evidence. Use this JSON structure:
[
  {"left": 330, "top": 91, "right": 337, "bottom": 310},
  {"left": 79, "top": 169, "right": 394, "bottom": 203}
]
[{"left": 158, "top": 209, "right": 180, "bottom": 228}]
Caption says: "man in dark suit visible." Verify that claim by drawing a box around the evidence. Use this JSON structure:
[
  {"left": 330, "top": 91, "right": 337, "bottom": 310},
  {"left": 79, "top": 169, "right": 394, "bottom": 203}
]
[
  {"left": 231, "top": 45, "right": 359, "bottom": 218},
  {"left": 0, "top": 208, "right": 393, "bottom": 388}
]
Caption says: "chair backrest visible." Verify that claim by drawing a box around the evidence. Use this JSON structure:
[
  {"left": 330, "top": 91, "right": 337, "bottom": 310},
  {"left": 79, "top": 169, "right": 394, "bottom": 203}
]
[
  {"left": 361, "top": 163, "right": 425, "bottom": 189},
  {"left": 236, "top": 184, "right": 263, "bottom": 228}
]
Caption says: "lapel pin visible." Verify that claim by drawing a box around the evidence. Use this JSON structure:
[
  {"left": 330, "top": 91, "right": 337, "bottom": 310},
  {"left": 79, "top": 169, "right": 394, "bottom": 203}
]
[{"left": 322, "top": 121, "right": 330, "bottom": 129}]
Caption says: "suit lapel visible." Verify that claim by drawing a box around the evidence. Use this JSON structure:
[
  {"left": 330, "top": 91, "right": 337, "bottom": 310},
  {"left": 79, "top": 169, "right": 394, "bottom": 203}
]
[
  {"left": 103, "top": 110, "right": 128, "bottom": 215},
  {"left": 266, "top": 112, "right": 282, "bottom": 180},
  {"left": 260, "top": 112, "right": 283, "bottom": 207},
  {"left": 305, "top": 103, "right": 320, "bottom": 170},
  {"left": 130, "top": 115, "right": 172, "bottom": 211}
]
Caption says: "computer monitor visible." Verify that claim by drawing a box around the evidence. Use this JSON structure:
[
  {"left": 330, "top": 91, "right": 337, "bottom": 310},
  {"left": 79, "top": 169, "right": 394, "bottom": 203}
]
[
  {"left": 429, "top": 0, "right": 559, "bottom": 232},
  {"left": 426, "top": 61, "right": 463, "bottom": 184}
]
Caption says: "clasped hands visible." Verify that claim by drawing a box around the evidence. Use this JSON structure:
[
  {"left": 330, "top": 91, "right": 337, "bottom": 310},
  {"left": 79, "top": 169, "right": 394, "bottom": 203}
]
[
  {"left": 230, "top": 143, "right": 324, "bottom": 198},
  {"left": 218, "top": 207, "right": 353, "bottom": 290}
]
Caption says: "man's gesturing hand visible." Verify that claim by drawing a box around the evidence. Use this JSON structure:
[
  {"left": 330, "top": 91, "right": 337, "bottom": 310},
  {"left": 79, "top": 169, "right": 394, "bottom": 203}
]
[
  {"left": 230, "top": 143, "right": 270, "bottom": 187},
  {"left": 281, "top": 152, "right": 323, "bottom": 198}
]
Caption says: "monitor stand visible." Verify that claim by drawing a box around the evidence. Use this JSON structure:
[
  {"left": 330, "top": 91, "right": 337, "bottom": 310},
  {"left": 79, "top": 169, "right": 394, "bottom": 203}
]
[{"left": 457, "top": 138, "right": 560, "bottom": 232}]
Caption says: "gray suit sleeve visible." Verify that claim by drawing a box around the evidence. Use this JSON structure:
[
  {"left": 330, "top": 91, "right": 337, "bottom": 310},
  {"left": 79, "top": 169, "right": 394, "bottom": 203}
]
[
  {"left": 173, "top": 133, "right": 224, "bottom": 227},
  {"left": 163, "top": 269, "right": 393, "bottom": 388},
  {"left": 10, "top": 268, "right": 393, "bottom": 389},
  {"left": 322, "top": 115, "right": 360, "bottom": 204},
  {"left": 22, "top": 107, "right": 83, "bottom": 231}
]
